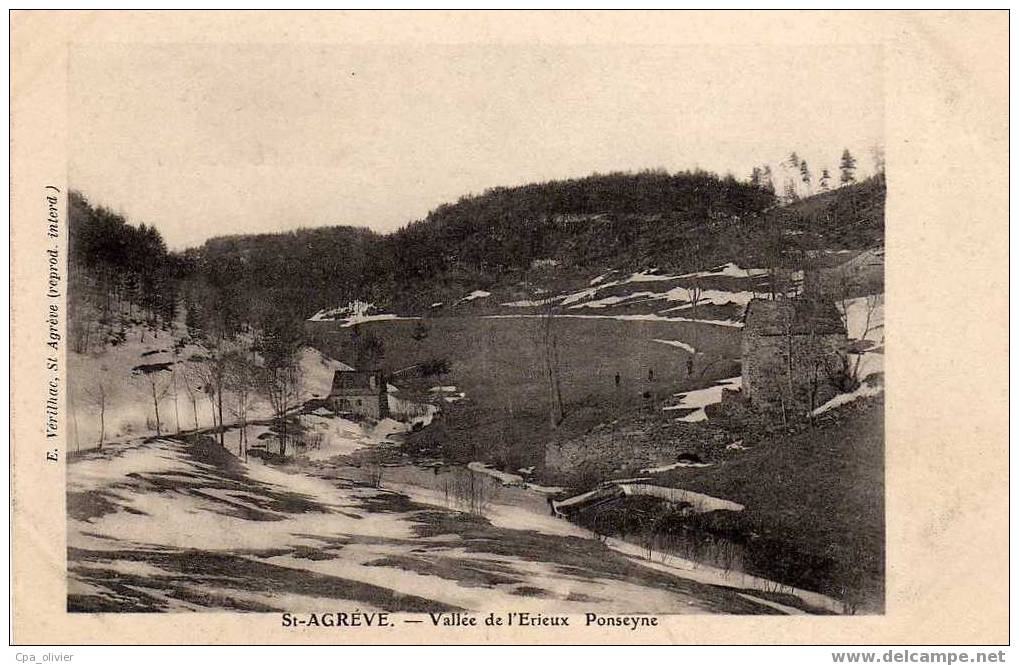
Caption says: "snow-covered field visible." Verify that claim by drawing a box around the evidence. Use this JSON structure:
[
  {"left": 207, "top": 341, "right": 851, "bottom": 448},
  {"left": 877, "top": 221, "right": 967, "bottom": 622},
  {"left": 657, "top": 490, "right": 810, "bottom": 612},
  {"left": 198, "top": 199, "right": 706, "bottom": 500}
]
[
  {"left": 67, "top": 435, "right": 802, "bottom": 615},
  {"left": 300, "top": 413, "right": 407, "bottom": 460},
  {"left": 69, "top": 324, "right": 352, "bottom": 452}
]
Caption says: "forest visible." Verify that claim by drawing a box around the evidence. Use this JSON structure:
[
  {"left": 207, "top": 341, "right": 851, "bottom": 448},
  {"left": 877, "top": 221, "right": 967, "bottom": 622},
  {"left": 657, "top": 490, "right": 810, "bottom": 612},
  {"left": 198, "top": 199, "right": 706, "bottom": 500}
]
[
  {"left": 69, "top": 191, "right": 311, "bottom": 455},
  {"left": 145, "top": 166, "right": 882, "bottom": 320},
  {"left": 71, "top": 155, "right": 886, "bottom": 329}
]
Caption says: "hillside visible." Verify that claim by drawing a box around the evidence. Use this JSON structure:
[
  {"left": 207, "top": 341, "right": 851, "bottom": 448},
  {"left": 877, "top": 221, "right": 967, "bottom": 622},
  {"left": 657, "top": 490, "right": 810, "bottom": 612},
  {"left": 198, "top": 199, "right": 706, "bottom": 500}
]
[
  {"left": 383, "top": 170, "right": 774, "bottom": 281},
  {"left": 769, "top": 175, "right": 886, "bottom": 250},
  {"left": 196, "top": 226, "right": 385, "bottom": 321},
  {"left": 67, "top": 317, "right": 349, "bottom": 453},
  {"left": 193, "top": 172, "right": 885, "bottom": 320},
  {"left": 665, "top": 395, "right": 885, "bottom": 613},
  {"left": 67, "top": 432, "right": 791, "bottom": 614},
  {"left": 69, "top": 172, "right": 885, "bottom": 458}
]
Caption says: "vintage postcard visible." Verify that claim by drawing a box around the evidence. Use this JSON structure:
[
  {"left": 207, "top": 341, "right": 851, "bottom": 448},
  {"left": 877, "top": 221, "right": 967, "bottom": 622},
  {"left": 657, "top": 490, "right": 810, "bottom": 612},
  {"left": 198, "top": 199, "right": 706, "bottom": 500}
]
[{"left": 9, "top": 10, "right": 1008, "bottom": 645}]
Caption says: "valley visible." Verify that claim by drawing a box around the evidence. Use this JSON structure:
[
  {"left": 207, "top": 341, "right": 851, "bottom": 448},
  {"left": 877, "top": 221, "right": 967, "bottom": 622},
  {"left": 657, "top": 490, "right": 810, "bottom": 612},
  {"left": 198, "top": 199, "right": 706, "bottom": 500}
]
[{"left": 65, "top": 169, "right": 886, "bottom": 616}]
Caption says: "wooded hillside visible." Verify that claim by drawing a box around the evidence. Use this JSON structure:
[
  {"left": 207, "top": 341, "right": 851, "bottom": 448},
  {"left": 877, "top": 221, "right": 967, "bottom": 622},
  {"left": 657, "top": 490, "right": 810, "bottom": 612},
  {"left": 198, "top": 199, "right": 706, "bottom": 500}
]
[{"left": 70, "top": 168, "right": 885, "bottom": 328}]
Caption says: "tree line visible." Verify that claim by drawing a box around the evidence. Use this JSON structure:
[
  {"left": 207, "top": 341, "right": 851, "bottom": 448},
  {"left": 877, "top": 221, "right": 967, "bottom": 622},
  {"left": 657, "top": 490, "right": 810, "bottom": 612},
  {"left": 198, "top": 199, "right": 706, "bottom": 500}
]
[
  {"left": 184, "top": 164, "right": 883, "bottom": 319},
  {"left": 184, "top": 169, "right": 781, "bottom": 318},
  {"left": 749, "top": 146, "right": 885, "bottom": 205},
  {"left": 70, "top": 192, "right": 309, "bottom": 455},
  {"left": 72, "top": 161, "right": 885, "bottom": 341},
  {"left": 69, "top": 191, "right": 184, "bottom": 352}
]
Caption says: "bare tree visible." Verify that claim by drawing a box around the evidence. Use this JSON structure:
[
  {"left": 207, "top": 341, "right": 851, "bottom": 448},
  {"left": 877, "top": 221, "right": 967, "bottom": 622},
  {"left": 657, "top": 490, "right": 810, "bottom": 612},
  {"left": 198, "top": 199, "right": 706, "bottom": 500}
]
[
  {"left": 253, "top": 314, "right": 306, "bottom": 457},
  {"left": 187, "top": 279, "right": 244, "bottom": 445},
  {"left": 683, "top": 242, "right": 708, "bottom": 373},
  {"left": 685, "top": 278, "right": 703, "bottom": 322},
  {"left": 760, "top": 220, "right": 788, "bottom": 301},
  {"left": 257, "top": 358, "right": 302, "bottom": 456},
  {"left": 225, "top": 349, "right": 258, "bottom": 460},
  {"left": 362, "top": 448, "right": 386, "bottom": 488},
  {"left": 189, "top": 334, "right": 233, "bottom": 444},
  {"left": 438, "top": 468, "right": 500, "bottom": 517},
  {"left": 189, "top": 346, "right": 231, "bottom": 445},
  {"left": 180, "top": 362, "right": 203, "bottom": 430},
  {"left": 169, "top": 370, "right": 182, "bottom": 434},
  {"left": 833, "top": 292, "right": 884, "bottom": 383},
  {"left": 83, "top": 382, "right": 110, "bottom": 449},
  {"left": 538, "top": 297, "right": 565, "bottom": 428},
  {"left": 132, "top": 362, "right": 173, "bottom": 436}
]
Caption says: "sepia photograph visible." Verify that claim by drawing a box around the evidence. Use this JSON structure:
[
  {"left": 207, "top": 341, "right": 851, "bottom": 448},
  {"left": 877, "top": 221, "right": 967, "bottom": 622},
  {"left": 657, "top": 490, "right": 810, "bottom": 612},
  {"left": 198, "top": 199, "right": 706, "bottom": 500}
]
[
  {"left": 9, "top": 9, "right": 1007, "bottom": 648},
  {"left": 62, "top": 39, "right": 885, "bottom": 618}
]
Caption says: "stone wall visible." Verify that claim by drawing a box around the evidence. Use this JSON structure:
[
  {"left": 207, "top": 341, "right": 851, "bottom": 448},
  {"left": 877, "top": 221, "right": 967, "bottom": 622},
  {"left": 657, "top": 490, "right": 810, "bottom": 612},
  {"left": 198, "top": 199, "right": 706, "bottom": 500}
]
[
  {"left": 741, "top": 330, "right": 847, "bottom": 418},
  {"left": 329, "top": 392, "right": 389, "bottom": 420},
  {"left": 544, "top": 420, "right": 727, "bottom": 478}
]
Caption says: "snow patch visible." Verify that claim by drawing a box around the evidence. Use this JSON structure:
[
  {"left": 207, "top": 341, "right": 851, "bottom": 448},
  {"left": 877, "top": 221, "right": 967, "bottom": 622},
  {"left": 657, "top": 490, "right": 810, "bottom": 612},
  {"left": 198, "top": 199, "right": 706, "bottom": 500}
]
[
  {"left": 812, "top": 295, "right": 885, "bottom": 415},
  {"left": 677, "top": 262, "right": 770, "bottom": 279},
  {"left": 618, "top": 484, "right": 743, "bottom": 512},
  {"left": 558, "top": 287, "right": 599, "bottom": 306},
  {"left": 667, "top": 376, "right": 742, "bottom": 422},
  {"left": 640, "top": 460, "right": 712, "bottom": 473},
  {"left": 308, "top": 300, "right": 420, "bottom": 327},
  {"left": 621, "top": 270, "right": 678, "bottom": 285},
  {"left": 651, "top": 339, "right": 696, "bottom": 354},
  {"left": 454, "top": 290, "right": 491, "bottom": 306},
  {"left": 811, "top": 380, "right": 883, "bottom": 416},
  {"left": 500, "top": 295, "right": 566, "bottom": 308},
  {"left": 467, "top": 462, "right": 525, "bottom": 487},
  {"left": 568, "top": 283, "right": 765, "bottom": 320},
  {"left": 308, "top": 299, "right": 376, "bottom": 322},
  {"left": 482, "top": 313, "right": 743, "bottom": 328},
  {"left": 298, "top": 347, "right": 354, "bottom": 401}
]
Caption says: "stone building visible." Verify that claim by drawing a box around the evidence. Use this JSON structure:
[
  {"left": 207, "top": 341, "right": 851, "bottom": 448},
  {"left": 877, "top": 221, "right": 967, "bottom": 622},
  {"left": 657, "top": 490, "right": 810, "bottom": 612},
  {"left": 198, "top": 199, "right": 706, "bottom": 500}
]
[
  {"left": 329, "top": 369, "right": 390, "bottom": 420},
  {"left": 803, "top": 247, "right": 884, "bottom": 299},
  {"left": 741, "top": 298, "right": 848, "bottom": 419}
]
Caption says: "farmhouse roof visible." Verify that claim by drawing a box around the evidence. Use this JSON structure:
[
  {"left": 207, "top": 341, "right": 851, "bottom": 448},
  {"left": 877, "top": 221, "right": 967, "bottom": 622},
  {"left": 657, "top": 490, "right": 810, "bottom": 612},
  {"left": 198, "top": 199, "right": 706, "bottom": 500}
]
[
  {"left": 744, "top": 298, "right": 845, "bottom": 336},
  {"left": 331, "top": 369, "right": 384, "bottom": 394}
]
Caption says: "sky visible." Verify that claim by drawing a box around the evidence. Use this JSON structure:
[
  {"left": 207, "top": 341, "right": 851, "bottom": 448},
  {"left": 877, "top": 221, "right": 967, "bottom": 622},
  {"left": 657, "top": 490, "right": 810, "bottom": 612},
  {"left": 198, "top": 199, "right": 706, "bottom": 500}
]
[{"left": 69, "top": 43, "right": 884, "bottom": 250}]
